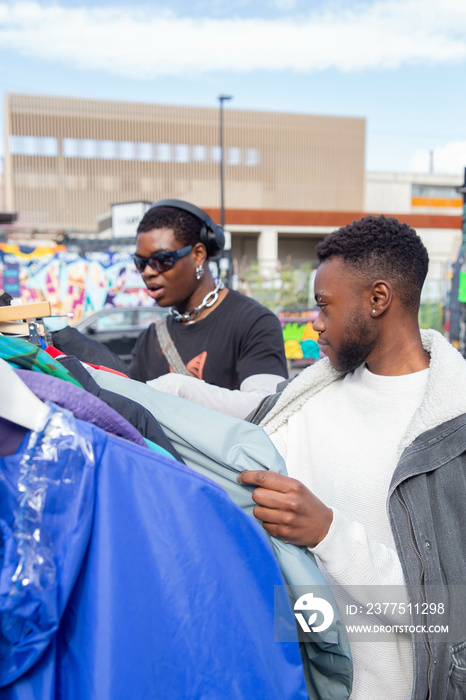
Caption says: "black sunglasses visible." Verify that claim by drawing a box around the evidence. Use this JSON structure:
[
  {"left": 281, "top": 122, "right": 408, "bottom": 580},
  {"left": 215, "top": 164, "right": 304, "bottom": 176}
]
[{"left": 133, "top": 244, "right": 193, "bottom": 274}]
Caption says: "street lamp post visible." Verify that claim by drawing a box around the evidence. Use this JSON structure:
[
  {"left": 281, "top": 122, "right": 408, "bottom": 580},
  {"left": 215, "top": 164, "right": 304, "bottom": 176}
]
[
  {"left": 218, "top": 94, "right": 232, "bottom": 230},
  {"left": 218, "top": 94, "right": 233, "bottom": 287}
]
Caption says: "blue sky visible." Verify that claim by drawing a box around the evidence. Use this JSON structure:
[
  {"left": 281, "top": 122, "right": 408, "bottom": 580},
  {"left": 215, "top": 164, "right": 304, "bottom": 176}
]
[{"left": 1, "top": 0, "right": 466, "bottom": 177}]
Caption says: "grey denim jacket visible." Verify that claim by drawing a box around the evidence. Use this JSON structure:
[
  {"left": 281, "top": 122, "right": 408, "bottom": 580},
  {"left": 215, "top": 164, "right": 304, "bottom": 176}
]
[{"left": 252, "top": 328, "right": 466, "bottom": 700}]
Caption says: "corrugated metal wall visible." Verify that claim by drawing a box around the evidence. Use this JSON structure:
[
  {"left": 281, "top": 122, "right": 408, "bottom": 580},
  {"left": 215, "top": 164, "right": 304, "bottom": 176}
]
[{"left": 5, "top": 93, "right": 366, "bottom": 231}]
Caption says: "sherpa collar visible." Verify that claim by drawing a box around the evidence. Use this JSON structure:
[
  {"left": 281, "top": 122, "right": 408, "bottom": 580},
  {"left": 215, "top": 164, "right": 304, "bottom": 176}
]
[{"left": 261, "top": 330, "right": 466, "bottom": 453}]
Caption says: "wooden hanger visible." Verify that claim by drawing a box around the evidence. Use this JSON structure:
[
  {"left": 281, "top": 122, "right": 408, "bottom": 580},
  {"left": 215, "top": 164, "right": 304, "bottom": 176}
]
[
  {"left": 0, "top": 320, "right": 46, "bottom": 334},
  {"left": 0, "top": 301, "right": 51, "bottom": 323}
]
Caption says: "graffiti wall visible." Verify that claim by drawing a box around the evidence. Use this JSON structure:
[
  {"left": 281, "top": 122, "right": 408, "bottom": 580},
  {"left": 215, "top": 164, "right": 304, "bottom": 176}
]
[
  {"left": 0, "top": 243, "right": 154, "bottom": 322},
  {"left": 0, "top": 245, "right": 324, "bottom": 366}
]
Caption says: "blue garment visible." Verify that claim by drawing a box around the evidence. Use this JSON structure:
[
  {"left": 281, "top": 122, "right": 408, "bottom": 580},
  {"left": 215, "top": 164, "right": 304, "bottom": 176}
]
[
  {"left": 0, "top": 403, "right": 308, "bottom": 700},
  {"left": 88, "top": 368, "right": 353, "bottom": 700}
]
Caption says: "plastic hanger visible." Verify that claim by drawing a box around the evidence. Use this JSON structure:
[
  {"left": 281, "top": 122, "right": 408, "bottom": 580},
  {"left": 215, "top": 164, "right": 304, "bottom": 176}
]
[{"left": 0, "top": 358, "right": 50, "bottom": 432}]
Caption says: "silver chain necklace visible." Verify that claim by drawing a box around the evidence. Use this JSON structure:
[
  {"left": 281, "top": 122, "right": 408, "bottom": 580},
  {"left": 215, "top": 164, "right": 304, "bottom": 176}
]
[{"left": 170, "top": 279, "right": 224, "bottom": 323}]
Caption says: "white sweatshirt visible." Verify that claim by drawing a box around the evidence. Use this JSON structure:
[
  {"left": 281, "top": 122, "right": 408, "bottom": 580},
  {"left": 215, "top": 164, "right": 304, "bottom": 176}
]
[{"left": 269, "top": 363, "right": 429, "bottom": 700}]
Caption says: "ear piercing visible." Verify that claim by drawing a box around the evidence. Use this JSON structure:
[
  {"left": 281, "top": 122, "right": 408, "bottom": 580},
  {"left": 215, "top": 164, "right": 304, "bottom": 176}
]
[{"left": 372, "top": 309, "right": 376, "bottom": 314}]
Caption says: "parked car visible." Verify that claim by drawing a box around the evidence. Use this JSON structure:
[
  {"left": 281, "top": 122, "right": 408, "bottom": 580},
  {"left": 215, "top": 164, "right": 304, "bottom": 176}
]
[{"left": 74, "top": 305, "right": 167, "bottom": 362}]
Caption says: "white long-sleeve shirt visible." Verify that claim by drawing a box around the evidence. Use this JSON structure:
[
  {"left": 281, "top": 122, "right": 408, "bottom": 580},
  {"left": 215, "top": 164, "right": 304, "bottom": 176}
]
[
  {"left": 269, "top": 363, "right": 429, "bottom": 700},
  {"left": 146, "top": 372, "right": 285, "bottom": 419}
]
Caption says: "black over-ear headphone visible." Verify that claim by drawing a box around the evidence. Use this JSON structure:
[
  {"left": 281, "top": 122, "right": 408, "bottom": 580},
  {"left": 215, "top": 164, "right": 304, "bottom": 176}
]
[{"left": 149, "top": 199, "right": 225, "bottom": 258}]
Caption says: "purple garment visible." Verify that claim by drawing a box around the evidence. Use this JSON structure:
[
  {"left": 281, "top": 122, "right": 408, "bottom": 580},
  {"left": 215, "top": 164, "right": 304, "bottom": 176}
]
[
  {"left": 14, "top": 368, "right": 146, "bottom": 447},
  {"left": 0, "top": 417, "right": 27, "bottom": 457}
]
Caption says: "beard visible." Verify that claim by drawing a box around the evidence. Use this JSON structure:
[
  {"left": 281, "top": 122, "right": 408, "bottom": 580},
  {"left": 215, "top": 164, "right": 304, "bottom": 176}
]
[{"left": 333, "top": 312, "right": 377, "bottom": 374}]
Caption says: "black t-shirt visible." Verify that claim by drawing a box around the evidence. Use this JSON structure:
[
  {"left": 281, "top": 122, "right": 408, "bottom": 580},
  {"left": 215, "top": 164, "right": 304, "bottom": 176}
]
[{"left": 127, "top": 290, "right": 288, "bottom": 388}]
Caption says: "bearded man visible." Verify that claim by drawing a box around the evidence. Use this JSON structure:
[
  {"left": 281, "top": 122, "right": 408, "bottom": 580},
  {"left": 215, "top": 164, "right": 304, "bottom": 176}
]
[{"left": 240, "top": 215, "right": 466, "bottom": 700}]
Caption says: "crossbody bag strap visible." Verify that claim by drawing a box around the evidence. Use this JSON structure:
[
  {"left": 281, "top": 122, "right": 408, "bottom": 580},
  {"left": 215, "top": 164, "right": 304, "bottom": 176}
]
[{"left": 155, "top": 318, "right": 194, "bottom": 377}]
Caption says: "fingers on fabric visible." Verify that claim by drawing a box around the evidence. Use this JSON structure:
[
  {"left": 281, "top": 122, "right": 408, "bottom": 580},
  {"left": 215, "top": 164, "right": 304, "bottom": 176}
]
[
  {"left": 236, "top": 470, "right": 296, "bottom": 492},
  {"left": 238, "top": 470, "right": 333, "bottom": 548}
]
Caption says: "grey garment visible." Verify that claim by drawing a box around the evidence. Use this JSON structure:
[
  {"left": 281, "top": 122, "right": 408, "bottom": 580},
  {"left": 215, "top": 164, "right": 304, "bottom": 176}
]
[
  {"left": 389, "top": 414, "right": 466, "bottom": 700},
  {"left": 247, "top": 375, "right": 296, "bottom": 424},
  {"left": 88, "top": 367, "right": 353, "bottom": 700},
  {"left": 254, "top": 329, "right": 466, "bottom": 700}
]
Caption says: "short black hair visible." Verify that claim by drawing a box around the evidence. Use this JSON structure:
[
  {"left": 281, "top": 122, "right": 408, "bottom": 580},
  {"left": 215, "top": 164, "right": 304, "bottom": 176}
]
[
  {"left": 136, "top": 205, "right": 202, "bottom": 248},
  {"left": 316, "top": 215, "right": 429, "bottom": 311}
]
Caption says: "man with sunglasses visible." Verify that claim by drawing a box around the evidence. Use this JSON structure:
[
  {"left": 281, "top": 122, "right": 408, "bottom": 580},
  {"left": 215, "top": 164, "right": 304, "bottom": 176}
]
[
  {"left": 130, "top": 201, "right": 288, "bottom": 418},
  {"left": 54, "top": 200, "right": 288, "bottom": 419},
  {"left": 133, "top": 244, "right": 194, "bottom": 276}
]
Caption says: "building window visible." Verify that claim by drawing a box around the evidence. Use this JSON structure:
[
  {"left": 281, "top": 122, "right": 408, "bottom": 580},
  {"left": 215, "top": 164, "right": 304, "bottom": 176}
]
[
  {"left": 138, "top": 142, "right": 153, "bottom": 161},
  {"left": 64, "top": 138, "right": 98, "bottom": 158},
  {"left": 100, "top": 140, "right": 117, "bottom": 159},
  {"left": 412, "top": 184, "right": 460, "bottom": 199},
  {"left": 18, "top": 135, "right": 254, "bottom": 168},
  {"left": 23, "top": 136, "right": 37, "bottom": 156},
  {"left": 9, "top": 135, "right": 21, "bottom": 154},
  {"left": 81, "top": 139, "right": 97, "bottom": 158},
  {"left": 157, "top": 143, "right": 171, "bottom": 162},
  {"left": 211, "top": 146, "right": 221, "bottom": 163},
  {"left": 10, "top": 135, "right": 58, "bottom": 156},
  {"left": 39, "top": 137, "right": 58, "bottom": 156},
  {"left": 119, "top": 141, "right": 135, "bottom": 160},
  {"left": 245, "top": 148, "right": 259, "bottom": 166},
  {"left": 63, "top": 138, "right": 79, "bottom": 158},
  {"left": 192, "top": 145, "right": 206, "bottom": 162},
  {"left": 175, "top": 144, "right": 189, "bottom": 163},
  {"left": 228, "top": 147, "right": 241, "bottom": 166}
]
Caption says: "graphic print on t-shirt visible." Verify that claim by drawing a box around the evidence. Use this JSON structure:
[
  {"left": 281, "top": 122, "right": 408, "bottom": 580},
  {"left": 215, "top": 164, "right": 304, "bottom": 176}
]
[
  {"left": 169, "top": 351, "right": 207, "bottom": 379},
  {"left": 187, "top": 351, "right": 207, "bottom": 378}
]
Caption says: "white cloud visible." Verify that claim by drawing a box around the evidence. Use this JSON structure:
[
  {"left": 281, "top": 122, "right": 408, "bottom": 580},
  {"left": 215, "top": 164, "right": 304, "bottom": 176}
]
[
  {"left": 0, "top": 0, "right": 466, "bottom": 78},
  {"left": 410, "top": 142, "right": 466, "bottom": 175},
  {"left": 271, "top": 0, "right": 298, "bottom": 11}
]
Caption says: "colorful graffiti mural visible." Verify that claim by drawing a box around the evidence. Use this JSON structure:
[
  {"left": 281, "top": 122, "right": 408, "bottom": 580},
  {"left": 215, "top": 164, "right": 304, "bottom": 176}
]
[
  {"left": 1, "top": 245, "right": 324, "bottom": 368},
  {"left": 278, "top": 308, "right": 323, "bottom": 367},
  {"left": 0, "top": 244, "right": 155, "bottom": 322}
]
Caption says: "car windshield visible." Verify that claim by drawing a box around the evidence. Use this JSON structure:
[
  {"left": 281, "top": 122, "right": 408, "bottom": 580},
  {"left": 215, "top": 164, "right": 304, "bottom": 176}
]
[
  {"left": 95, "top": 310, "right": 135, "bottom": 330},
  {"left": 136, "top": 309, "right": 163, "bottom": 326}
]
